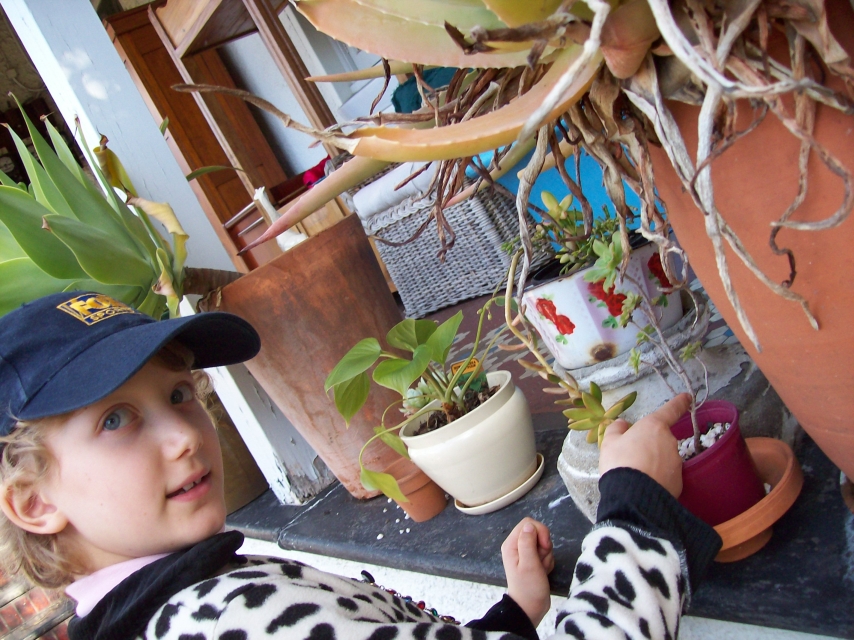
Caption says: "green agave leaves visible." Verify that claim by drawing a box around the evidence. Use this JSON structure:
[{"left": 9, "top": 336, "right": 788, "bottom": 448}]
[{"left": 0, "top": 99, "right": 189, "bottom": 319}]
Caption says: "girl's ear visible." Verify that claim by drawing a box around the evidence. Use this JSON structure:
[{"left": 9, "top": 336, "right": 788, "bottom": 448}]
[{"left": 0, "top": 483, "right": 68, "bottom": 535}]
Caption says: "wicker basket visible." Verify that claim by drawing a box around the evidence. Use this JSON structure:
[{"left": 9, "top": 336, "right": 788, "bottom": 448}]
[{"left": 355, "top": 179, "right": 529, "bottom": 318}]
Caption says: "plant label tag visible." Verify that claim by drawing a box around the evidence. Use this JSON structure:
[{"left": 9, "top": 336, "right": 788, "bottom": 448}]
[{"left": 450, "top": 357, "right": 480, "bottom": 375}]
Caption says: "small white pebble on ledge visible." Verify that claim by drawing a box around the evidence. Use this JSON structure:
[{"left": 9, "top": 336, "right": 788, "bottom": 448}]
[{"left": 377, "top": 533, "right": 384, "bottom": 540}]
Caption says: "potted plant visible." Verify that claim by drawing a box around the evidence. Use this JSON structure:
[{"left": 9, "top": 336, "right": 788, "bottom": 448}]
[
  {"left": 521, "top": 190, "right": 683, "bottom": 369},
  {"left": 325, "top": 297, "right": 539, "bottom": 512},
  {"left": 181, "top": 0, "right": 854, "bottom": 492}
]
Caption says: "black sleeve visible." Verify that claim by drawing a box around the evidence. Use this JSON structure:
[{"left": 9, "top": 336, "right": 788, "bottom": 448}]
[
  {"left": 596, "top": 467, "right": 722, "bottom": 589},
  {"left": 465, "top": 594, "right": 538, "bottom": 640}
]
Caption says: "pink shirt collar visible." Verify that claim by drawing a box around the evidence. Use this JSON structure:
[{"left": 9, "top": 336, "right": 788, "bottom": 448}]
[{"left": 65, "top": 553, "right": 171, "bottom": 617}]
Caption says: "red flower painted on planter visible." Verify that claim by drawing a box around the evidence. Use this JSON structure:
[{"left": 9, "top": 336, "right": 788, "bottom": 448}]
[
  {"left": 535, "top": 298, "right": 575, "bottom": 336},
  {"left": 647, "top": 252, "right": 672, "bottom": 288},
  {"left": 587, "top": 281, "right": 627, "bottom": 317}
]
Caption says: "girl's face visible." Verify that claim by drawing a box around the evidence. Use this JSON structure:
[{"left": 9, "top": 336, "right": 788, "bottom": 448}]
[{"left": 40, "top": 359, "right": 226, "bottom": 574}]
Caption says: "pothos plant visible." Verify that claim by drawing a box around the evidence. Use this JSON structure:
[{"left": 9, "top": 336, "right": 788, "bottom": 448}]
[{"left": 324, "top": 297, "right": 509, "bottom": 501}]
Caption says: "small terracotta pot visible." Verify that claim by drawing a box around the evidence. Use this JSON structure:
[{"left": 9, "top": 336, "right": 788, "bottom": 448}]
[
  {"left": 714, "top": 437, "right": 803, "bottom": 562},
  {"left": 383, "top": 457, "right": 447, "bottom": 522},
  {"left": 671, "top": 401, "right": 766, "bottom": 526}
]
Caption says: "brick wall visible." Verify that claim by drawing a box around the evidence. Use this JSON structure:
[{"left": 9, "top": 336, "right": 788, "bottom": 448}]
[{"left": 0, "top": 570, "right": 73, "bottom": 640}]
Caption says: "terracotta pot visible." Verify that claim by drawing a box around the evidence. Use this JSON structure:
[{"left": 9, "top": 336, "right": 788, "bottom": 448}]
[
  {"left": 522, "top": 242, "right": 682, "bottom": 369},
  {"left": 213, "top": 215, "right": 404, "bottom": 499},
  {"left": 647, "top": 0, "right": 854, "bottom": 480},
  {"left": 383, "top": 456, "right": 448, "bottom": 522},
  {"left": 671, "top": 401, "right": 766, "bottom": 526},
  {"left": 714, "top": 437, "right": 803, "bottom": 562},
  {"left": 400, "top": 371, "right": 537, "bottom": 507}
]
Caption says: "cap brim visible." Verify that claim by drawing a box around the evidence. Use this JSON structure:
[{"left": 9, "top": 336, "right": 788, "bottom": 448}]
[{"left": 20, "top": 312, "right": 260, "bottom": 421}]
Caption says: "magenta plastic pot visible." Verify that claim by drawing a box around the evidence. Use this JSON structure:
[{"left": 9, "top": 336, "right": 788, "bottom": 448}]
[{"left": 671, "top": 400, "right": 766, "bottom": 527}]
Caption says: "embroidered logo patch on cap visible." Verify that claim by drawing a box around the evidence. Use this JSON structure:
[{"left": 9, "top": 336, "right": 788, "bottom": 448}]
[{"left": 56, "top": 293, "right": 137, "bottom": 326}]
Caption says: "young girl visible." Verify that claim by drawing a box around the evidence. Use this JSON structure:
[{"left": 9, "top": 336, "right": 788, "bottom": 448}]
[{"left": 0, "top": 292, "right": 720, "bottom": 640}]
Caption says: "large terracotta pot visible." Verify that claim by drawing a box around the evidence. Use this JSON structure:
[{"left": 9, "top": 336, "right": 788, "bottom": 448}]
[
  {"left": 648, "top": 0, "right": 854, "bottom": 479},
  {"left": 212, "top": 215, "right": 404, "bottom": 498}
]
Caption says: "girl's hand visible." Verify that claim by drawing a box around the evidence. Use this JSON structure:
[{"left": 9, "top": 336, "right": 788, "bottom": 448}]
[
  {"left": 598, "top": 392, "right": 690, "bottom": 498},
  {"left": 501, "top": 517, "right": 554, "bottom": 627}
]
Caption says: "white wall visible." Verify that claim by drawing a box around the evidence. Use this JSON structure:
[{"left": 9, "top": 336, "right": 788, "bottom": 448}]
[{"left": 1, "top": 0, "right": 235, "bottom": 272}]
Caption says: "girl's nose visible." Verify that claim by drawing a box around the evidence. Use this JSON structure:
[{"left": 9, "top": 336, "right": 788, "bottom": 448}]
[{"left": 160, "top": 410, "right": 205, "bottom": 459}]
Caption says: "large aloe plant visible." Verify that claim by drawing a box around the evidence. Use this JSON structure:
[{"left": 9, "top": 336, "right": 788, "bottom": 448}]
[
  {"left": 0, "top": 100, "right": 237, "bottom": 319},
  {"left": 177, "top": 0, "right": 853, "bottom": 355}
]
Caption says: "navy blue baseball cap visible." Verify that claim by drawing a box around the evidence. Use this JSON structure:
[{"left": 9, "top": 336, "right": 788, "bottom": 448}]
[{"left": 0, "top": 291, "right": 261, "bottom": 436}]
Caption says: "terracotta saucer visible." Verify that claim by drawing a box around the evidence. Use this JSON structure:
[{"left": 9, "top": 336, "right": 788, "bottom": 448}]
[{"left": 713, "top": 438, "right": 803, "bottom": 562}]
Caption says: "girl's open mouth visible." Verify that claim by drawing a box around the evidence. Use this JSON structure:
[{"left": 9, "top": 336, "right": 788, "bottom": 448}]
[{"left": 167, "top": 472, "right": 210, "bottom": 500}]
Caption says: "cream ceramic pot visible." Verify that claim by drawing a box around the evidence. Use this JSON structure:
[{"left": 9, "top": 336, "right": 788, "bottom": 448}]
[{"left": 399, "top": 371, "right": 536, "bottom": 507}]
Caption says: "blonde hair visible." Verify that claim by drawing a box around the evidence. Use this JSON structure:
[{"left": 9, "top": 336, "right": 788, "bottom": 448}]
[{"left": 0, "top": 341, "right": 211, "bottom": 589}]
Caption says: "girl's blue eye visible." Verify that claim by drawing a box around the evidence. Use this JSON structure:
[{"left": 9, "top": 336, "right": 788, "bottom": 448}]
[
  {"left": 170, "top": 383, "right": 194, "bottom": 405},
  {"left": 102, "top": 407, "right": 135, "bottom": 431}
]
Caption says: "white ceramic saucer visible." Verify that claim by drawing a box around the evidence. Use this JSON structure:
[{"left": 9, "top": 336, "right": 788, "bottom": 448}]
[{"left": 455, "top": 453, "right": 545, "bottom": 515}]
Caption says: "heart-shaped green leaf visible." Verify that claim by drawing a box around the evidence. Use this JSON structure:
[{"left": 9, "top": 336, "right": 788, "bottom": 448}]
[
  {"left": 387, "top": 318, "right": 437, "bottom": 352},
  {"left": 325, "top": 338, "right": 382, "bottom": 391},
  {"left": 360, "top": 468, "right": 408, "bottom": 503},
  {"left": 374, "top": 426, "right": 409, "bottom": 459},
  {"left": 426, "top": 311, "right": 463, "bottom": 364},
  {"left": 332, "top": 371, "right": 371, "bottom": 425},
  {"left": 373, "top": 345, "right": 431, "bottom": 397}
]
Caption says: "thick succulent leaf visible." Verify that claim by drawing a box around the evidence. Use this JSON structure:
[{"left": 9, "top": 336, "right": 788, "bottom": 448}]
[
  {"left": 603, "top": 391, "right": 637, "bottom": 419},
  {"left": 6, "top": 125, "right": 76, "bottom": 219},
  {"left": 128, "top": 197, "right": 188, "bottom": 277},
  {"left": 0, "top": 222, "right": 25, "bottom": 260},
  {"left": 325, "top": 338, "right": 382, "bottom": 391},
  {"left": 0, "top": 258, "right": 76, "bottom": 316},
  {"left": 0, "top": 187, "right": 87, "bottom": 279},
  {"left": 586, "top": 428, "right": 598, "bottom": 443},
  {"left": 308, "top": 62, "right": 418, "bottom": 83},
  {"left": 374, "top": 426, "right": 410, "bottom": 458},
  {"left": 0, "top": 168, "right": 23, "bottom": 188},
  {"left": 353, "top": 0, "right": 507, "bottom": 29},
  {"left": 43, "top": 214, "right": 154, "bottom": 287},
  {"left": 240, "top": 156, "right": 390, "bottom": 254},
  {"left": 135, "top": 287, "right": 167, "bottom": 319},
  {"left": 296, "top": 0, "right": 532, "bottom": 68},
  {"left": 567, "top": 417, "right": 598, "bottom": 431},
  {"left": 360, "top": 468, "right": 408, "bottom": 502},
  {"left": 582, "top": 390, "right": 605, "bottom": 415},
  {"left": 600, "top": 0, "right": 659, "bottom": 79},
  {"left": 589, "top": 381, "right": 603, "bottom": 403},
  {"left": 425, "top": 310, "right": 463, "bottom": 365},
  {"left": 93, "top": 145, "right": 137, "bottom": 197},
  {"left": 373, "top": 345, "right": 432, "bottom": 396},
  {"left": 387, "top": 318, "right": 438, "bottom": 352},
  {"left": 14, "top": 106, "right": 145, "bottom": 256},
  {"left": 562, "top": 407, "right": 597, "bottom": 421},
  {"left": 333, "top": 372, "right": 372, "bottom": 425},
  {"left": 481, "top": 0, "right": 561, "bottom": 26},
  {"left": 349, "top": 46, "right": 600, "bottom": 161}
]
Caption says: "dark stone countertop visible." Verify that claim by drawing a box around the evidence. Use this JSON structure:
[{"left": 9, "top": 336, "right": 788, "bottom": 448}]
[{"left": 228, "top": 413, "right": 854, "bottom": 639}]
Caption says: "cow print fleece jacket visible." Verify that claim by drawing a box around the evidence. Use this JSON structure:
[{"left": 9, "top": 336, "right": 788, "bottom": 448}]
[{"left": 68, "top": 468, "right": 722, "bottom": 640}]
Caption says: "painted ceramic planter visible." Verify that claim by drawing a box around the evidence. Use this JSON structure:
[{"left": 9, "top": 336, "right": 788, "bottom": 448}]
[
  {"left": 523, "top": 242, "right": 683, "bottom": 370},
  {"left": 399, "top": 371, "right": 537, "bottom": 508}
]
